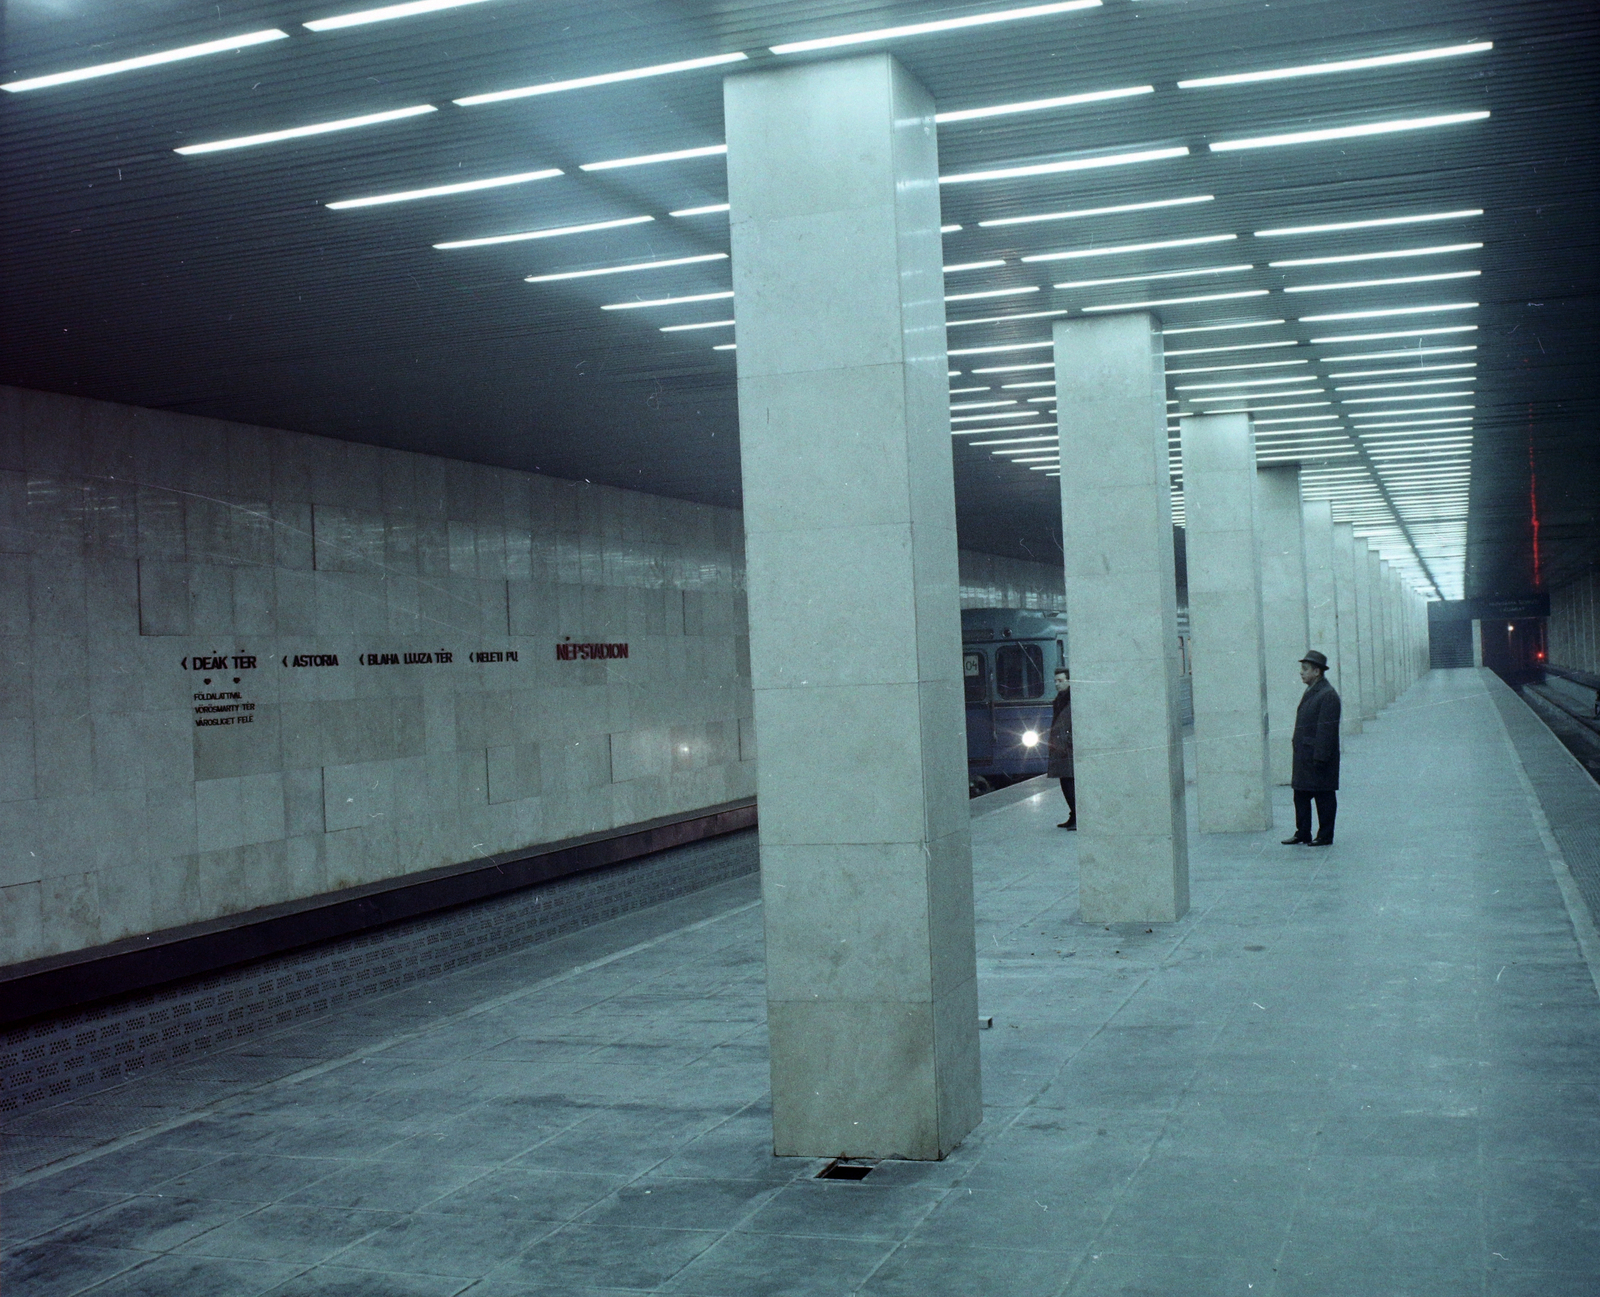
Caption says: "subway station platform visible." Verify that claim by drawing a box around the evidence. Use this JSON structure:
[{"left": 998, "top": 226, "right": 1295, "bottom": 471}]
[{"left": 4, "top": 669, "right": 1599, "bottom": 1297}]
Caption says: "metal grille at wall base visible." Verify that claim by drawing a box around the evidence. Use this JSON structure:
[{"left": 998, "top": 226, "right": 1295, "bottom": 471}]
[{"left": 0, "top": 832, "right": 758, "bottom": 1120}]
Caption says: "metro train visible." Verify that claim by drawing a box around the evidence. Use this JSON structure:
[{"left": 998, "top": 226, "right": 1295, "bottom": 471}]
[
  {"left": 962, "top": 608, "right": 1068, "bottom": 794},
  {"left": 962, "top": 606, "right": 1194, "bottom": 794}
]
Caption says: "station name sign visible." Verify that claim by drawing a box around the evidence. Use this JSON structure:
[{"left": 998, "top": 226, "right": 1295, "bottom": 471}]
[{"left": 555, "top": 642, "right": 629, "bottom": 661}]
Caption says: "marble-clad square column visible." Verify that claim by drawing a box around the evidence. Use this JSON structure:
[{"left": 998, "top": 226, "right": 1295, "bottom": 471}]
[
  {"left": 1363, "top": 546, "right": 1388, "bottom": 710},
  {"left": 1332, "top": 522, "right": 1365, "bottom": 737},
  {"left": 1356, "top": 543, "right": 1380, "bottom": 717},
  {"left": 1302, "top": 499, "right": 1339, "bottom": 672},
  {"left": 725, "top": 53, "right": 981, "bottom": 1160},
  {"left": 1380, "top": 562, "right": 1398, "bottom": 702},
  {"left": 1257, "top": 467, "right": 1309, "bottom": 784},
  {"left": 1055, "top": 314, "right": 1188, "bottom": 921},
  {"left": 1182, "top": 414, "right": 1271, "bottom": 831}
]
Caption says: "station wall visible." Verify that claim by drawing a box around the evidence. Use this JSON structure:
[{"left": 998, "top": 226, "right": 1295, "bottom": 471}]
[
  {"left": 1548, "top": 569, "right": 1600, "bottom": 675},
  {"left": 0, "top": 386, "right": 1069, "bottom": 966}
]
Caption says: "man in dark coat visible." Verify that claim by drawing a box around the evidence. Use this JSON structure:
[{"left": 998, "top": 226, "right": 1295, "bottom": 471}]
[
  {"left": 1283, "top": 649, "right": 1341, "bottom": 846},
  {"left": 1048, "top": 668, "right": 1075, "bottom": 829}
]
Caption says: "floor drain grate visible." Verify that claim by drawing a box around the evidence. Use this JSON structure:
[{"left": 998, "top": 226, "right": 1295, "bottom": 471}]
[{"left": 817, "top": 1159, "right": 875, "bottom": 1181}]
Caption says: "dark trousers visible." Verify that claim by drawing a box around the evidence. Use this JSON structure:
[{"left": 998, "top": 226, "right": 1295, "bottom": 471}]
[
  {"left": 1293, "top": 789, "right": 1336, "bottom": 842},
  {"left": 1060, "top": 778, "right": 1075, "bottom": 816}
]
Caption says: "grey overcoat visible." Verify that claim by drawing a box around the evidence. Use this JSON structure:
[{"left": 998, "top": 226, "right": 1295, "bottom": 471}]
[
  {"left": 1046, "top": 690, "right": 1073, "bottom": 779},
  {"left": 1291, "top": 676, "right": 1341, "bottom": 791}
]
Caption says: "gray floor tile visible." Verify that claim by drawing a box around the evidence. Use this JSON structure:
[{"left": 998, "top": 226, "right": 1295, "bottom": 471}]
[
  {"left": 735, "top": 1181, "right": 944, "bottom": 1242},
  {"left": 470, "top": 1223, "right": 723, "bottom": 1291},
  {"left": 0, "top": 1242, "right": 150, "bottom": 1297},
  {"left": 422, "top": 1166, "right": 633, "bottom": 1224},
  {"left": 1061, "top": 1250, "right": 1278, "bottom": 1297},
  {"left": 859, "top": 1241, "right": 1075, "bottom": 1297},
  {"left": 0, "top": 1187, "right": 127, "bottom": 1246},
  {"left": 172, "top": 1203, "right": 404, "bottom": 1264},
  {"left": 261, "top": 1264, "right": 476, "bottom": 1296},
  {"left": 74, "top": 1254, "right": 303, "bottom": 1297},
  {"left": 331, "top": 1211, "right": 557, "bottom": 1278},
  {"left": 661, "top": 1231, "right": 895, "bottom": 1295}
]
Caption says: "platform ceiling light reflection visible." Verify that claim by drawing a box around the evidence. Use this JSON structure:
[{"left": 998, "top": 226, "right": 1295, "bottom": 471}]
[
  {"left": 937, "top": 84, "right": 1152, "bottom": 123},
  {"left": 1177, "top": 41, "right": 1492, "bottom": 89},
  {"left": 941, "top": 146, "right": 1188, "bottom": 185},
  {"left": 1286, "top": 270, "right": 1480, "bottom": 293},
  {"left": 436, "top": 215, "right": 653, "bottom": 249},
  {"left": 580, "top": 145, "right": 727, "bottom": 172},
  {"left": 1084, "top": 289, "right": 1268, "bottom": 312},
  {"left": 770, "top": 1, "right": 1101, "bottom": 55},
  {"left": 1023, "top": 234, "right": 1237, "bottom": 263},
  {"left": 670, "top": 203, "right": 730, "bottom": 217},
  {"left": 1056, "top": 265, "right": 1253, "bottom": 291},
  {"left": 1300, "top": 304, "right": 1478, "bottom": 323},
  {"left": 175, "top": 104, "right": 435, "bottom": 154},
  {"left": 328, "top": 167, "right": 563, "bottom": 209},
  {"left": 981, "top": 195, "right": 1213, "bottom": 228},
  {"left": 1211, "top": 111, "right": 1488, "bottom": 152},
  {"left": 456, "top": 53, "right": 747, "bottom": 106},
  {"left": 1269, "top": 243, "right": 1483, "bottom": 268},
  {"left": 2, "top": 29, "right": 289, "bottom": 92},
  {"left": 526, "top": 253, "right": 726, "bottom": 282},
  {"left": 1255, "top": 209, "right": 1484, "bottom": 237}
]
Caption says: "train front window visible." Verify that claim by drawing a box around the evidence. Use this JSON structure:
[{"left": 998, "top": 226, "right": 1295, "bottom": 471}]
[
  {"left": 995, "top": 643, "right": 1045, "bottom": 700},
  {"left": 963, "top": 652, "right": 987, "bottom": 704}
]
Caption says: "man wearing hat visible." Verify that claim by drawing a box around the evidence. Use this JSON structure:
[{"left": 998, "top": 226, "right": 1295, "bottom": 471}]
[{"left": 1283, "top": 650, "right": 1341, "bottom": 846}]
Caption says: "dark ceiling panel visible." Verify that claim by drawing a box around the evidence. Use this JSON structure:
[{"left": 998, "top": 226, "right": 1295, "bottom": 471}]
[{"left": 3, "top": 0, "right": 1596, "bottom": 595}]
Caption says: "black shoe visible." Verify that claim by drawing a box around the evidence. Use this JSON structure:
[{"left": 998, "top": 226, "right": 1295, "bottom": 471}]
[
  {"left": 1309, "top": 837, "right": 1334, "bottom": 846},
  {"left": 1059, "top": 818, "right": 1076, "bottom": 830},
  {"left": 1282, "top": 835, "right": 1310, "bottom": 845}
]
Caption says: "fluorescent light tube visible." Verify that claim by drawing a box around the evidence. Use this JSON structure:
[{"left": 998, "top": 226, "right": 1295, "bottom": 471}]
[
  {"left": 1212, "top": 111, "right": 1488, "bottom": 152},
  {"left": 951, "top": 342, "right": 1055, "bottom": 357},
  {"left": 3, "top": 29, "right": 289, "bottom": 92},
  {"left": 1349, "top": 406, "right": 1475, "bottom": 418},
  {"left": 435, "top": 214, "right": 653, "bottom": 249},
  {"left": 1055, "top": 264, "right": 1253, "bottom": 290},
  {"left": 328, "top": 167, "right": 562, "bottom": 209},
  {"left": 953, "top": 423, "right": 1058, "bottom": 436},
  {"left": 945, "top": 260, "right": 1008, "bottom": 273},
  {"left": 1255, "top": 209, "right": 1483, "bottom": 237},
  {"left": 659, "top": 319, "right": 735, "bottom": 332},
  {"left": 526, "top": 253, "right": 726, "bottom": 283},
  {"left": 1024, "top": 233, "right": 1236, "bottom": 262},
  {"left": 948, "top": 309, "right": 1069, "bottom": 329},
  {"left": 1165, "top": 340, "right": 1299, "bottom": 356},
  {"left": 942, "top": 147, "right": 1188, "bottom": 185},
  {"left": 1355, "top": 419, "right": 1473, "bottom": 430},
  {"left": 1178, "top": 375, "right": 1322, "bottom": 389},
  {"left": 1269, "top": 243, "right": 1482, "bottom": 268},
  {"left": 946, "top": 286, "right": 1039, "bottom": 302},
  {"left": 1163, "top": 319, "right": 1286, "bottom": 335},
  {"left": 951, "top": 411, "right": 1042, "bottom": 422},
  {"left": 1312, "top": 327, "right": 1477, "bottom": 344},
  {"left": 175, "top": 104, "right": 435, "bottom": 154},
  {"left": 305, "top": 0, "right": 497, "bottom": 30},
  {"left": 1082, "top": 289, "right": 1269, "bottom": 312},
  {"left": 972, "top": 361, "right": 1055, "bottom": 373},
  {"left": 1253, "top": 415, "right": 1343, "bottom": 425},
  {"left": 942, "top": 224, "right": 964, "bottom": 233},
  {"left": 455, "top": 53, "right": 747, "bottom": 105},
  {"left": 970, "top": 435, "right": 1060, "bottom": 445},
  {"left": 712, "top": 343, "right": 736, "bottom": 351},
  {"left": 1328, "top": 363, "right": 1476, "bottom": 377},
  {"left": 981, "top": 195, "right": 1213, "bottom": 228},
  {"left": 1343, "top": 392, "right": 1474, "bottom": 404},
  {"left": 950, "top": 386, "right": 992, "bottom": 394},
  {"left": 770, "top": 2, "right": 1101, "bottom": 55},
  {"left": 1167, "top": 360, "right": 1307, "bottom": 375},
  {"left": 1286, "top": 270, "right": 1480, "bottom": 292},
  {"left": 937, "top": 84, "right": 1152, "bottom": 124},
  {"left": 580, "top": 144, "right": 726, "bottom": 171},
  {"left": 1335, "top": 377, "right": 1477, "bottom": 391},
  {"left": 670, "top": 203, "right": 729, "bottom": 217},
  {"left": 952, "top": 400, "right": 1020, "bottom": 410},
  {"left": 1002, "top": 381, "right": 1056, "bottom": 389},
  {"left": 1300, "top": 304, "right": 1477, "bottom": 323},
  {"left": 603, "top": 290, "right": 734, "bottom": 310},
  {"left": 1189, "top": 389, "right": 1324, "bottom": 401},
  {"left": 1178, "top": 41, "right": 1491, "bottom": 89}
]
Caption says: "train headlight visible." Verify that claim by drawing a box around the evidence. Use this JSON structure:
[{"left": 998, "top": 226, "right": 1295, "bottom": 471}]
[{"left": 1022, "top": 730, "right": 1040, "bottom": 747}]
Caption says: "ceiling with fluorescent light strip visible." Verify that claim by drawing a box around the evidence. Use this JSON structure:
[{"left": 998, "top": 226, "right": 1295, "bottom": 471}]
[{"left": 2, "top": 0, "right": 1595, "bottom": 598}]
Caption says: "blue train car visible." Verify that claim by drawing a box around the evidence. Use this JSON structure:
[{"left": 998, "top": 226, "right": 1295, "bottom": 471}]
[{"left": 962, "top": 608, "right": 1069, "bottom": 792}]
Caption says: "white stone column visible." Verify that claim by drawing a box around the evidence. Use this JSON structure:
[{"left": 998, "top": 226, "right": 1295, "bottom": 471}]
[
  {"left": 1354, "top": 544, "right": 1379, "bottom": 716},
  {"left": 1378, "top": 560, "right": 1397, "bottom": 705},
  {"left": 1181, "top": 414, "right": 1270, "bottom": 831},
  {"left": 1366, "top": 549, "right": 1388, "bottom": 707},
  {"left": 1257, "top": 467, "right": 1309, "bottom": 784},
  {"left": 1055, "top": 314, "right": 1189, "bottom": 921},
  {"left": 1472, "top": 617, "right": 1484, "bottom": 667},
  {"left": 725, "top": 53, "right": 980, "bottom": 1161},
  {"left": 1302, "top": 499, "right": 1339, "bottom": 674},
  {"left": 1331, "top": 523, "right": 1365, "bottom": 736}
]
